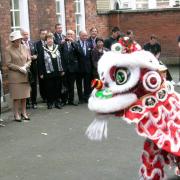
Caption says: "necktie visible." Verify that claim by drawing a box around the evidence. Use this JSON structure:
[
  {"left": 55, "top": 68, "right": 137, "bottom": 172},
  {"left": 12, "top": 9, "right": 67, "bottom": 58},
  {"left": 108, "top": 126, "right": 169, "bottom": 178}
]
[
  {"left": 25, "top": 41, "right": 31, "bottom": 57},
  {"left": 93, "top": 39, "right": 96, "bottom": 48},
  {"left": 82, "top": 41, "right": 86, "bottom": 55},
  {"left": 67, "top": 42, "right": 71, "bottom": 51}
]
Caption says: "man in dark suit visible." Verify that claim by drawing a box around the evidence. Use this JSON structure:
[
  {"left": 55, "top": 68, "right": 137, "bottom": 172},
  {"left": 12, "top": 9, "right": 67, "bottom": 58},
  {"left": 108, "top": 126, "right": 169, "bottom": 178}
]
[
  {"left": 36, "top": 29, "right": 48, "bottom": 102},
  {"left": 54, "top": 23, "right": 66, "bottom": 45},
  {"left": 87, "top": 27, "right": 98, "bottom": 48},
  {"left": 61, "top": 30, "right": 82, "bottom": 106},
  {"left": 21, "top": 29, "right": 38, "bottom": 109},
  {"left": 77, "top": 30, "right": 93, "bottom": 103},
  {"left": 104, "top": 26, "right": 121, "bottom": 50}
]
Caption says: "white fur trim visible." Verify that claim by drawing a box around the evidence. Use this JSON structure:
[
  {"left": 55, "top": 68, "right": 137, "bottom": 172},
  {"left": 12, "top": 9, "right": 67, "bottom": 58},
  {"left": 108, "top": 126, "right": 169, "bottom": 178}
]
[
  {"left": 88, "top": 93, "right": 137, "bottom": 113},
  {"left": 85, "top": 115, "right": 109, "bottom": 141}
]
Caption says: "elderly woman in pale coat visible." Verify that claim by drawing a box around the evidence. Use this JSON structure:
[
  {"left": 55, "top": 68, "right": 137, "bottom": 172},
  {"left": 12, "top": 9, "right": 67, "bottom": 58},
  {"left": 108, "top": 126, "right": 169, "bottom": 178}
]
[{"left": 6, "top": 30, "right": 31, "bottom": 121}]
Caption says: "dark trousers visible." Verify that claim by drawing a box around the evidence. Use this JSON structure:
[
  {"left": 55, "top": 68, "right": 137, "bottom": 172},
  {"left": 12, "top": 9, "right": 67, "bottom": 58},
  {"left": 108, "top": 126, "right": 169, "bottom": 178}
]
[
  {"left": 76, "top": 73, "right": 84, "bottom": 102},
  {"left": 80, "top": 72, "right": 92, "bottom": 101},
  {"left": 66, "top": 72, "right": 76, "bottom": 103},
  {"left": 38, "top": 77, "right": 46, "bottom": 101},
  {"left": 27, "top": 63, "right": 38, "bottom": 105},
  {"left": 62, "top": 72, "right": 83, "bottom": 103},
  {"left": 44, "top": 76, "right": 62, "bottom": 105},
  {"left": 30, "top": 80, "right": 37, "bottom": 104},
  {"left": 30, "top": 64, "right": 38, "bottom": 104}
]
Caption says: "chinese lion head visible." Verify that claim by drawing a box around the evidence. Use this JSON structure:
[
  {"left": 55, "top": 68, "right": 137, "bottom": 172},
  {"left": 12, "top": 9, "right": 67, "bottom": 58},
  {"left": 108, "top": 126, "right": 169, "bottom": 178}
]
[{"left": 86, "top": 44, "right": 180, "bottom": 180}]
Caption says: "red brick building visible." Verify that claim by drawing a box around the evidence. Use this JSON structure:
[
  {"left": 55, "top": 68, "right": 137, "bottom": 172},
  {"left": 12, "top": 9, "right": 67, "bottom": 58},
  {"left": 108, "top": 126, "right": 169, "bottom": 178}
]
[{"left": 0, "top": 0, "right": 180, "bottom": 98}]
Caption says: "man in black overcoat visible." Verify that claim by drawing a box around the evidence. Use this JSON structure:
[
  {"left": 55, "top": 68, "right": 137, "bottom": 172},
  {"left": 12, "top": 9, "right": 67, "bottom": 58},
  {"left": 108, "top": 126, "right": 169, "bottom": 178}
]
[{"left": 77, "top": 30, "right": 93, "bottom": 103}]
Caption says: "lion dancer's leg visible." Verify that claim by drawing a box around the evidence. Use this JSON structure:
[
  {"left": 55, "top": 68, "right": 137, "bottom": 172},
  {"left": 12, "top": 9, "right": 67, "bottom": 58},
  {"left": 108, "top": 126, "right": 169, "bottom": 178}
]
[
  {"left": 174, "top": 156, "right": 180, "bottom": 176},
  {"left": 139, "top": 139, "right": 166, "bottom": 180}
]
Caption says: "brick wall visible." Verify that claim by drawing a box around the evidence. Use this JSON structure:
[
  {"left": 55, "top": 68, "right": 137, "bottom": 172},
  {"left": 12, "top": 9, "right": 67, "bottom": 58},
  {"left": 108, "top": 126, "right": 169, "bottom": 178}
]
[
  {"left": 65, "top": 0, "right": 109, "bottom": 37},
  {"left": 29, "top": 0, "right": 57, "bottom": 40},
  {"left": 65, "top": 0, "right": 76, "bottom": 31},
  {"left": 85, "top": 0, "right": 109, "bottom": 37},
  {"left": 0, "top": 1, "right": 11, "bottom": 94},
  {"left": 108, "top": 9, "right": 180, "bottom": 61}
]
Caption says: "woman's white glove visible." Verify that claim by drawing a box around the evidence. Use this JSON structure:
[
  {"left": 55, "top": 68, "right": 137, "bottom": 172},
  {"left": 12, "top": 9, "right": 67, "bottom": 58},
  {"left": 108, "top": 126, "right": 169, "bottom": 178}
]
[
  {"left": 19, "top": 66, "right": 27, "bottom": 74},
  {"left": 24, "top": 63, "right": 31, "bottom": 69}
]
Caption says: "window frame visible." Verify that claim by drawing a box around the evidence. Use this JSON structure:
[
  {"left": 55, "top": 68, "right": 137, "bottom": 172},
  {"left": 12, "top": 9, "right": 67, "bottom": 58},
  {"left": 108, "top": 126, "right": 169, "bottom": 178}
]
[
  {"left": 110, "top": 0, "right": 180, "bottom": 10},
  {"left": 10, "top": 0, "right": 20, "bottom": 31},
  {"left": 74, "top": 0, "right": 85, "bottom": 37},
  {"left": 55, "top": 0, "right": 66, "bottom": 34},
  {"left": 10, "top": 0, "right": 30, "bottom": 32}
]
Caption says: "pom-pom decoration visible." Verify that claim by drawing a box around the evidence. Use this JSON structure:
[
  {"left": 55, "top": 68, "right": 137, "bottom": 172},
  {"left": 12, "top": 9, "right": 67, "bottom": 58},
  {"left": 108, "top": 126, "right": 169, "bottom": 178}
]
[{"left": 91, "top": 79, "right": 103, "bottom": 90}]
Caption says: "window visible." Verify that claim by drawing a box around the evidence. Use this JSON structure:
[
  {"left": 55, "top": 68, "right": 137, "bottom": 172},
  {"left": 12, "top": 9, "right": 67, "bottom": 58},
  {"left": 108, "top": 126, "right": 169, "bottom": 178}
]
[
  {"left": 56, "top": 0, "right": 66, "bottom": 34},
  {"left": 10, "top": 0, "right": 20, "bottom": 31},
  {"left": 156, "top": 0, "right": 170, "bottom": 8},
  {"left": 122, "top": 1, "right": 130, "bottom": 8},
  {"left": 74, "top": 0, "right": 85, "bottom": 37},
  {"left": 120, "top": 0, "right": 180, "bottom": 10},
  {"left": 111, "top": 0, "right": 130, "bottom": 9},
  {"left": 136, "top": 0, "right": 148, "bottom": 9},
  {"left": 10, "top": 0, "right": 29, "bottom": 32}
]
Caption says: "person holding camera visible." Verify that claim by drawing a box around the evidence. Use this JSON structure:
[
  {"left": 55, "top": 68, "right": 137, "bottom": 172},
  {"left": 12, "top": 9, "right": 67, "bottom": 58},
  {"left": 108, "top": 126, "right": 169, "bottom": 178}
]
[
  {"left": 6, "top": 31, "right": 31, "bottom": 121},
  {"left": 60, "top": 30, "right": 81, "bottom": 106}
]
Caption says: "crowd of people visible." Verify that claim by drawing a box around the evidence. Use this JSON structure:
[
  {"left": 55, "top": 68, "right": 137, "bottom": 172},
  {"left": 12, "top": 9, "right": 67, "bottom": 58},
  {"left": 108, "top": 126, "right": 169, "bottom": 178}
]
[{"left": 4, "top": 23, "right": 180, "bottom": 122}]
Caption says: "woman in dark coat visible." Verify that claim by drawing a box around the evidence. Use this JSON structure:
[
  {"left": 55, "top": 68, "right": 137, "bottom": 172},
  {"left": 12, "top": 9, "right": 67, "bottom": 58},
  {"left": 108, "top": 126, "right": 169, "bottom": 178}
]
[
  {"left": 37, "top": 32, "right": 64, "bottom": 109},
  {"left": 91, "top": 38, "right": 109, "bottom": 78}
]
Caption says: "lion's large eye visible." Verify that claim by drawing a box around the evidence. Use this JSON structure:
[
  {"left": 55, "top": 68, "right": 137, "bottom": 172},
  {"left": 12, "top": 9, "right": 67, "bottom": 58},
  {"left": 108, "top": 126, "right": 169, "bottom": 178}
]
[{"left": 115, "top": 68, "right": 129, "bottom": 85}]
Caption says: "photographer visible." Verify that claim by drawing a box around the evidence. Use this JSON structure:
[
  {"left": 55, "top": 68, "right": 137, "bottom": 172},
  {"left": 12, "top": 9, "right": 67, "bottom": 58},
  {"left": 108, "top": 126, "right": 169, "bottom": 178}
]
[{"left": 60, "top": 30, "right": 81, "bottom": 106}]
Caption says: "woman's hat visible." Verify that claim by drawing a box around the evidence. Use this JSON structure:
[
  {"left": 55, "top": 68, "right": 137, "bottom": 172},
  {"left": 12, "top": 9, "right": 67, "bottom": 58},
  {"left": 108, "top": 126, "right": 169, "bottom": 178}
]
[{"left": 9, "top": 30, "right": 23, "bottom": 41}]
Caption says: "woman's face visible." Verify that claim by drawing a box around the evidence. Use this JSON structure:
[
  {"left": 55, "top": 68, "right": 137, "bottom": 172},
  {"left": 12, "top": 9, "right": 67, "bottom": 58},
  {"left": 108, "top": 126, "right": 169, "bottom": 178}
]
[
  {"left": 46, "top": 37, "right": 54, "bottom": 46},
  {"left": 97, "top": 40, "right": 104, "bottom": 48},
  {"left": 12, "top": 39, "right": 21, "bottom": 48}
]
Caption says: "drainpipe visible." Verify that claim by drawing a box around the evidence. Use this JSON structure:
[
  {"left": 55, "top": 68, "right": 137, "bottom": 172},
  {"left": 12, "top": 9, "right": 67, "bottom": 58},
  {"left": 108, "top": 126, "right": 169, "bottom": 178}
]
[{"left": 0, "top": 36, "right": 5, "bottom": 126}]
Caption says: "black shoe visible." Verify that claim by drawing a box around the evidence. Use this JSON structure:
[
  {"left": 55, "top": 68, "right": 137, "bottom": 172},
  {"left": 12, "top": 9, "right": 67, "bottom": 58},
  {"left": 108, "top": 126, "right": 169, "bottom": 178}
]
[
  {"left": 61, "top": 101, "right": 67, "bottom": 107},
  {"left": 14, "top": 116, "right": 22, "bottom": 122},
  {"left": 78, "top": 100, "right": 84, "bottom": 104},
  {"left": 32, "top": 104, "right": 37, "bottom": 109},
  {"left": 47, "top": 104, "right": 53, "bottom": 109},
  {"left": 21, "top": 114, "right": 30, "bottom": 120},
  {"left": 68, "top": 102, "right": 78, "bottom": 106},
  {"left": 83, "top": 99, "right": 88, "bottom": 103},
  {"left": 55, "top": 103, "right": 62, "bottom": 109}
]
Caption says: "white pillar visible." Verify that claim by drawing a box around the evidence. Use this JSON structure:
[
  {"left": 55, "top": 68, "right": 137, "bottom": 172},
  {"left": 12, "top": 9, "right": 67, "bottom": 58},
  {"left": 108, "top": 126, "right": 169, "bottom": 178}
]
[
  {"left": 60, "top": 0, "right": 66, "bottom": 34},
  {"left": 81, "top": 0, "right": 86, "bottom": 31},
  {"left": 19, "top": 0, "right": 30, "bottom": 33}
]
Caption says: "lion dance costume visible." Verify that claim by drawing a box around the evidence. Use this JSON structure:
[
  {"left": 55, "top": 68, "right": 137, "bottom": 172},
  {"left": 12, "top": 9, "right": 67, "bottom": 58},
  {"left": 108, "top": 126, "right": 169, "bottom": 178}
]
[{"left": 86, "top": 37, "right": 180, "bottom": 180}]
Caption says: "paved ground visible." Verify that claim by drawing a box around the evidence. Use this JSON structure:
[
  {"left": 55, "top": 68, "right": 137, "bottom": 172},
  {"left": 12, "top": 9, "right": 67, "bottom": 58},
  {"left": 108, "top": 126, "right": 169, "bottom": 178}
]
[{"left": 0, "top": 66, "right": 180, "bottom": 180}]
